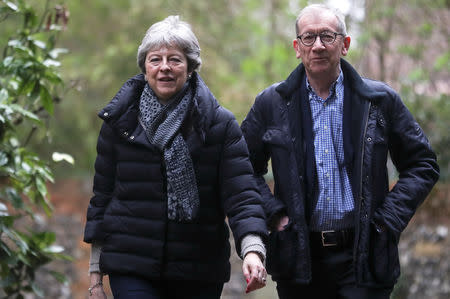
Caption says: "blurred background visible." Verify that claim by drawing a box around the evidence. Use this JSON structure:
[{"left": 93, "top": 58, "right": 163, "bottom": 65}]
[{"left": 0, "top": 0, "right": 448, "bottom": 298}]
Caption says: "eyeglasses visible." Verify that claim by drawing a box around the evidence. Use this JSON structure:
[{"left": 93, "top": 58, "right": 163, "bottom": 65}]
[{"left": 297, "top": 31, "right": 345, "bottom": 46}]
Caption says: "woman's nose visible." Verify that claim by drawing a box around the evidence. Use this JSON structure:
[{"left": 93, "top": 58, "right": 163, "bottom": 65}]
[{"left": 160, "top": 58, "right": 171, "bottom": 70}]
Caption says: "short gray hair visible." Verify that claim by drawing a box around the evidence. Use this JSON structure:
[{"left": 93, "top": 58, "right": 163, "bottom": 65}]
[
  {"left": 295, "top": 4, "right": 347, "bottom": 36},
  {"left": 137, "top": 15, "right": 202, "bottom": 74}
]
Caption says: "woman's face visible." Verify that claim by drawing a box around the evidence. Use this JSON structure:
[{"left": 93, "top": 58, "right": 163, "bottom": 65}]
[{"left": 144, "top": 46, "right": 190, "bottom": 102}]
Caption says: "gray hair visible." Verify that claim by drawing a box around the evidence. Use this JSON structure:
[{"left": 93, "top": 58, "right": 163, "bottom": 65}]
[
  {"left": 295, "top": 4, "right": 347, "bottom": 36},
  {"left": 137, "top": 15, "right": 202, "bottom": 74}
]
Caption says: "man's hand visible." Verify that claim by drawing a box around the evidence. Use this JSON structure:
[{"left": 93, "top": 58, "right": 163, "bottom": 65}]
[
  {"left": 242, "top": 252, "right": 267, "bottom": 293},
  {"left": 277, "top": 216, "right": 289, "bottom": 231}
]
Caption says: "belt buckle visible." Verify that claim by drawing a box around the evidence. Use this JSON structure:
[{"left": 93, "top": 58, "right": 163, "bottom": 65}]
[{"left": 321, "top": 230, "right": 337, "bottom": 247}]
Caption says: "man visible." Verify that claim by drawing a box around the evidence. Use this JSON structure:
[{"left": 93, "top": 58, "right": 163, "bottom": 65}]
[{"left": 241, "top": 4, "right": 439, "bottom": 299}]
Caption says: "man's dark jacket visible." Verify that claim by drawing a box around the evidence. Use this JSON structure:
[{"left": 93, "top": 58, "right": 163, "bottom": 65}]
[
  {"left": 241, "top": 59, "right": 439, "bottom": 287},
  {"left": 83, "top": 73, "right": 267, "bottom": 282}
]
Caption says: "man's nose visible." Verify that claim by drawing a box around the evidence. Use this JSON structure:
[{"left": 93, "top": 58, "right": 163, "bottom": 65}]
[{"left": 312, "top": 36, "right": 325, "bottom": 48}]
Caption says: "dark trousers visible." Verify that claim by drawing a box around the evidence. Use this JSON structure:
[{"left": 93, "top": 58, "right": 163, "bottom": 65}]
[
  {"left": 109, "top": 274, "right": 224, "bottom": 299},
  {"left": 276, "top": 241, "right": 393, "bottom": 299}
]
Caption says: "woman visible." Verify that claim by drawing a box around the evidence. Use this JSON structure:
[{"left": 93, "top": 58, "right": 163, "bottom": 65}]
[{"left": 83, "top": 16, "right": 268, "bottom": 299}]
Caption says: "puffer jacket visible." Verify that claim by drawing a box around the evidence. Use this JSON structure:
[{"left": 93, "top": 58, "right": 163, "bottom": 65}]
[
  {"left": 241, "top": 59, "right": 439, "bottom": 287},
  {"left": 83, "top": 72, "right": 267, "bottom": 282}
]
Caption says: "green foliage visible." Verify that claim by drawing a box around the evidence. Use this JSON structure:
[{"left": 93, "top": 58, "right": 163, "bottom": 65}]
[{"left": 0, "top": 0, "right": 72, "bottom": 297}]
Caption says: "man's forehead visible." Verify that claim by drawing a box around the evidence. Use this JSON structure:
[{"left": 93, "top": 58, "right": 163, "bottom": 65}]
[{"left": 297, "top": 10, "right": 338, "bottom": 32}]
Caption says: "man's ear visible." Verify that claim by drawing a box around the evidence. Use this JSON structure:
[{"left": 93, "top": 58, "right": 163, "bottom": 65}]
[
  {"left": 293, "top": 39, "right": 302, "bottom": 59},
  {"left": 342, "top": 36, "right": 351, "bottom": 56}
]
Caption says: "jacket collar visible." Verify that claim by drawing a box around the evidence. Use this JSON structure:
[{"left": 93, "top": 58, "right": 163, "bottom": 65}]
[
  {"left": 275, "top": 58, "right": 386, "bottom": 101},
  {"left": 98, "top": 72, "right": 218, "bottom": 141}
]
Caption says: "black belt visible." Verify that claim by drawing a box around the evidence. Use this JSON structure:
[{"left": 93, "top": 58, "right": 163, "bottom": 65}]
[{"left": 309, "top": 228, "right": 355, "bottom": 249}]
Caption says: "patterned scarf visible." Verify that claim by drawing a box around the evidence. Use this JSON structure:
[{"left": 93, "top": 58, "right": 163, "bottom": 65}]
[{"left": 138, "top": 82, "right": 199, "bottom": 222}]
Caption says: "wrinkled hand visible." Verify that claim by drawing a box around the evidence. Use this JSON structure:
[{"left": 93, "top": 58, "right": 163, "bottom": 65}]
[
  {"left": 89, "top": 272, "right": 106, "bottom": 299},
  {"left": 242, "top": 252, "right": 267, "bottom": 293},
  {"left": 277, "top": 216, "right": 289, "bottom": 231},
  {"left": 89, "top": 285, "right": 107, "bottom": 299}
]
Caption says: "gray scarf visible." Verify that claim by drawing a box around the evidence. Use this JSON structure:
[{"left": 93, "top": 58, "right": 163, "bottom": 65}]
[{"left": 138, "top": 82, "right": 199, "bottom": 222}]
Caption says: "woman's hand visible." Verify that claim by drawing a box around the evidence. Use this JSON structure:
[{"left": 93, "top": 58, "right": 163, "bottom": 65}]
[
  {"left": 242, "top": 252, "right": 267, "bottom": 293},
  {"left": 89, "top": 272, "right": 107, "bottom": 299}
]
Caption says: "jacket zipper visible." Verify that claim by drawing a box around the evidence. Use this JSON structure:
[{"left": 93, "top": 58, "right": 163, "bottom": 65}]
[
  {"left": 355, "top": 101, "right": 370, "bottom": 261},
  {"left": 359, "top": 101, "right": 370, "bottom": 221}
]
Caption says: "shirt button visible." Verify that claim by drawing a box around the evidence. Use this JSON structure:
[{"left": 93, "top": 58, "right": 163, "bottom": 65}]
[
  {"left": 327, "top": 197, "right": 331, "bottom": 201},
  {"left": 367, "top": 137, "right": 372, "bottom": 142},
  {"left": 130, "top": 135, "right": 135, "bottom": 140},
  {"left": 325, "top": 149, "right": 329, "bottom": 153},
  {"left": 123, "top": 131, "right": 129, "bottom": 136},
  {"left": 324, "top": 125, "right": 328, "bottom": 129}
]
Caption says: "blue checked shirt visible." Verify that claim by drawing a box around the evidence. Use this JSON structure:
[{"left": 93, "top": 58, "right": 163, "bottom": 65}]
[{"left": 307, "top": 71, "right": 354, "bottom": 231}]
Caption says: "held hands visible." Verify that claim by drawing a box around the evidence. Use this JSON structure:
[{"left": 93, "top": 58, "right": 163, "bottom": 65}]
[{"left": 242, "top": 252, "right": 267, "bottom": 293}]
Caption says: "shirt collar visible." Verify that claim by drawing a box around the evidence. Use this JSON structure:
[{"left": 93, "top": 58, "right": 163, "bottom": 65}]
[{"left": 306, "top": 69, "right": 344, "bottom": 101}]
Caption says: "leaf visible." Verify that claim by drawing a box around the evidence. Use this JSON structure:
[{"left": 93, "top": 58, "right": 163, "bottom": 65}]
[
  {"left": 2, "top": 56, "right": 13, "bottom": 67},
  {"left": 43, "top": 59, "right": 60, "bottom": 67},
  {"left": 0, "top": 88, "right": 8, "bottom": 102},
  {"left": 39, "top": 86, "right": 53, "bottom": 114},
  {"left": 8, "top": 104, "right": 41, "bottom": 122},
  {"left": 51, "top": 152, "right": 74, "bottom": 165},
  {"left": 7, "top": 40, "right": 21, "bottom": 47},
  {"left": 0, "top": 203, "right": 8, "bottom": 216},
  {"left": 49, "top": 270, "right": 68, "bottom": 284},
  {"left": 2, "top": 227, "right": 29, "bottom": 253},
  {"left": 19, "top": 79, "right": 36, "bottom": 96},
  {"left": 5, "top": 2, "right": 18, "bottom": 11},
  {"left": 5, "top": 188, "right": 24, "bottom": 210},
  {"left": 44, "top": 245, "right": 64, "bottom": 253},
  {"left": 30, "top": 281, "right": 44, "bottom": 298},
  {"left": 48, "top": 48, "right": 68, "bottom": 59},
  {"left": 35, "top": 177, "right": 48, "bottom": 199},
  {"left": 0, "top": 152, "right": 8, "bottom": 166}
]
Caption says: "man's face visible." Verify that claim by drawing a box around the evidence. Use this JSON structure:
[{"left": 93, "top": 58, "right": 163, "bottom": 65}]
[{"left": 293, "top": 9, "right": 350, "bottom": 79}]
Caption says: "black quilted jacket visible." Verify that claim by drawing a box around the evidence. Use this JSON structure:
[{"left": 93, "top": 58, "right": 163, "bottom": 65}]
[
  {"left": 241, "top": 59, "right": 439, "bottom": 287},
  {"left": 83, "top": 72, "right": 267, "bottom": 282}
]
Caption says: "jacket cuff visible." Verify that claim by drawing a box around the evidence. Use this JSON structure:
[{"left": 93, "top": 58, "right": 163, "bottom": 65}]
[
  {"left": 88, "top": 242, "right": 102, "bottom": 274},
  {"left": 240, "top": 234, "right": 266, "bottom": 262}
]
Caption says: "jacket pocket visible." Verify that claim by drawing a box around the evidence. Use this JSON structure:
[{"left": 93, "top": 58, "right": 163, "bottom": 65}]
[
  {"left": 262, "top": 128, "right": 290, "bottom": 149},
  {"left": 369, "top": 223, "right": 400, "bottom": 284},
  {"left": 266, "top": 224, "right": 298, "bottom": 280}
]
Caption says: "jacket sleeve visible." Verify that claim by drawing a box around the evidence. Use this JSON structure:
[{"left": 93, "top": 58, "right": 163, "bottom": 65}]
[
  {"left": 374, "top": 91, "right": 439, "bottom": 236},
  {"left": 241, "top": 93, "right": 286, "bottom": 226},
  {"left": 219, "top": 110, "right": 268, "bottom": 255},
  {"left": 83, "top": 123, "right": 117, "bottom": 243}
]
